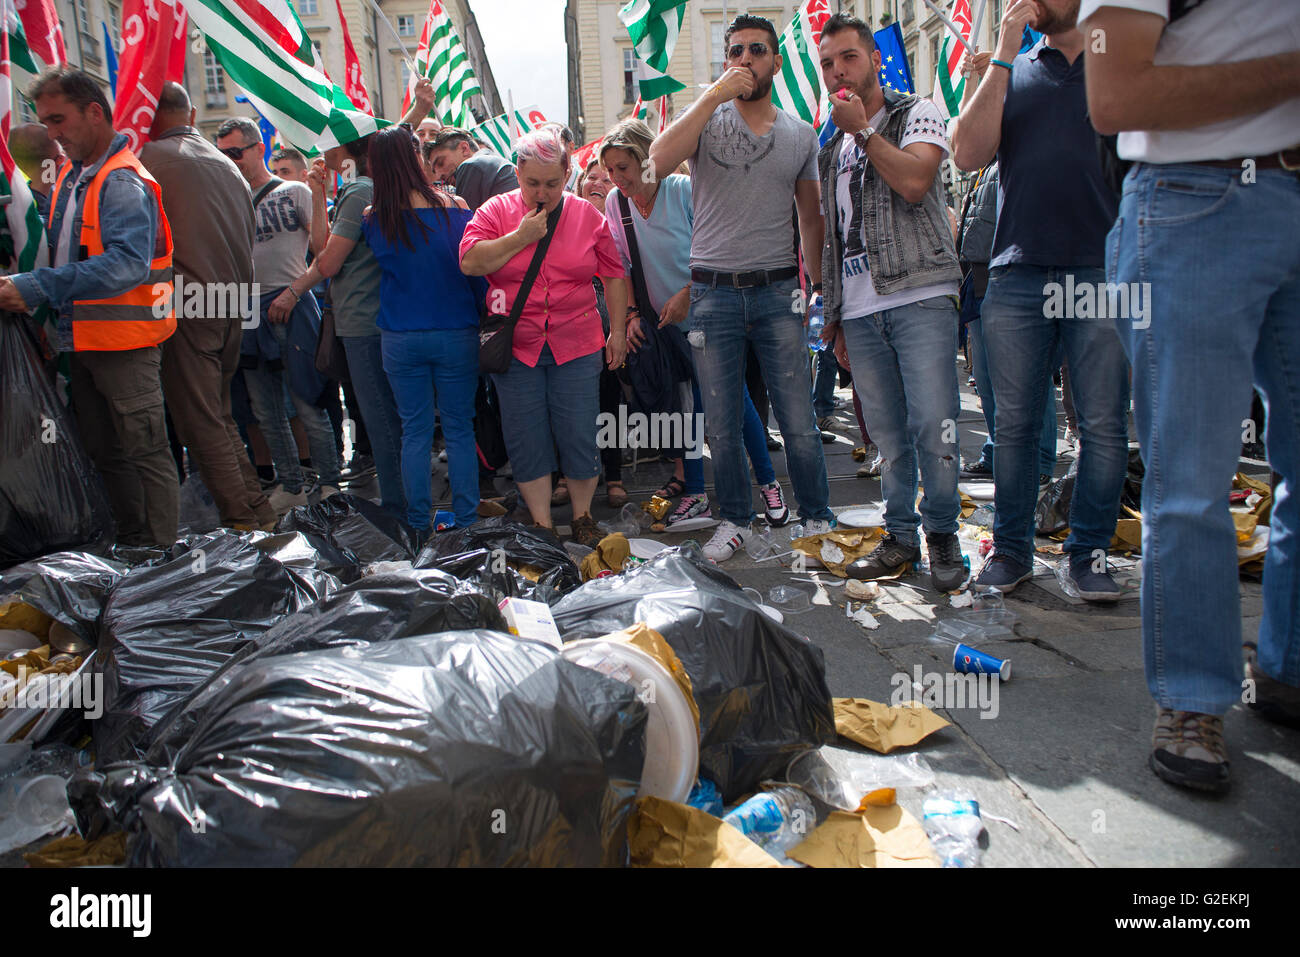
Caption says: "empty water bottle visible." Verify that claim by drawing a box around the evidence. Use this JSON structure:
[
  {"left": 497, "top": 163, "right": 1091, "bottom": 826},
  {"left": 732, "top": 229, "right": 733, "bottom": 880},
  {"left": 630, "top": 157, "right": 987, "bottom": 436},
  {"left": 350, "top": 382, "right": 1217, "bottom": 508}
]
[
  {"left": 806, "top": 296, "right": 826, "bottom": 352},
  {"left": 723, "top": 785, "right": 816, "bottom": 857},
  {"left": 922, "top": 791, "right": 984, "bottom": 867}
]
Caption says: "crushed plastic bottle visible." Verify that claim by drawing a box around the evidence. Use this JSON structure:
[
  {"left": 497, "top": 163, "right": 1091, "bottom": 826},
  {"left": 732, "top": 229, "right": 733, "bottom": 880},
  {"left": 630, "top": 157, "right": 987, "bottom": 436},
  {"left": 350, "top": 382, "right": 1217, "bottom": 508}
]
[
  {"left": 922, "top": 791, "right": 985, "bottom": 867},
  {"left": 806, "top": 296, "right": 826, "bottom": 352},
  {"left": 723, "top": 785, "right": 816, "bottom": 859}
]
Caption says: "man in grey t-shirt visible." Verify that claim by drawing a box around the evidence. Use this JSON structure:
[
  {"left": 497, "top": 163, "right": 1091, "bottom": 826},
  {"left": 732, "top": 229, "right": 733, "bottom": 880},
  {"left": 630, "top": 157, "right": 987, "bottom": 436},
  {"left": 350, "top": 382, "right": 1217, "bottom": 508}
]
[
  {"left": 424, "top": 128, "right": 518, "bottom": 210},
  {"left": 649, "top": 13, "right": 833, "bottom": 563}
]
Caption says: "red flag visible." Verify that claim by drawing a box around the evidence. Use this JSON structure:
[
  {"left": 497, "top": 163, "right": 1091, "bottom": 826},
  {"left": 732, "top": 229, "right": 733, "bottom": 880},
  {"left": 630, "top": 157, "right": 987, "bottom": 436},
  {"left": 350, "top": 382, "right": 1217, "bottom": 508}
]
[
  {"left": 16, "top": 0, "right": 66, "bottom": 69},
  {"left": 115, "top": 0, "right": 188, "bottom": 153},
  {"left": 168, "top": 10, "right": 189, "bottom": 83},
  {"left": 332, "top": 0, "right": 372, "bottom": 115}
]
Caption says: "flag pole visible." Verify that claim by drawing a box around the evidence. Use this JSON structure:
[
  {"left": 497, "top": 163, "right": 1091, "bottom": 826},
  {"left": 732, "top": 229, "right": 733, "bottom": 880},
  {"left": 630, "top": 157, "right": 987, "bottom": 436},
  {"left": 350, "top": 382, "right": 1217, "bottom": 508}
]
[
  {"left": 362, "top": 0, "right": 416, "bottom": 71},
  {"left": 969, "top": 0, "right": 989, "bottom": 52},
  {"left": 920, "top": 0, "right": 973, "bottom": 56},
  {"left": 507, "top": 89, "right": 519, "bottom": 147}
]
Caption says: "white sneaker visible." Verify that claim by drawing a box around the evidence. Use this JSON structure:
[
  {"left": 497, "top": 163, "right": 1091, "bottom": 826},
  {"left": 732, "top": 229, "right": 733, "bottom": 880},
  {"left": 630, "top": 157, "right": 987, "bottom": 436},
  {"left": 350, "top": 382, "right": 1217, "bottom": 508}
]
[
  {"left": 801, "top": 518, "right": 837, "bottom": 536},
  {"left": 759, "top": 481, "right": 789, "bottom": 526},
  {"left": 703, "top": 520, "right": 750, "bottom": 563},
  {"left": 268, "top": 484, "right": 308, "bottom": 515}
]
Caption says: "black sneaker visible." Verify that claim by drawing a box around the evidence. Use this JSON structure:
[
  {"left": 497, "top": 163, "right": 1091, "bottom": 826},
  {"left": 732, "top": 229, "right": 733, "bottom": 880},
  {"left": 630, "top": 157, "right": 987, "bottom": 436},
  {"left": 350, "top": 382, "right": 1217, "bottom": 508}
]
[
  {"left": 846, "top": 533, "right": 922, "bottom": 581},
  {"left": 926, "top": 531, "right": 968, "bottom": 592},
  {"left": 962, "top": 459, "right": 993, "bottom": 477},
  {"left": 1150, "top": 707, "right": 1229, "bottom": 794},
  {"left": 974, "top": 553, "right": 1033, "bottom": 593},
  {"left": 766, "top": 430, "right": 783, "bottom": 451},
  {"left": 1066, "top": 552, "right": 1120, "bottom": 603}
]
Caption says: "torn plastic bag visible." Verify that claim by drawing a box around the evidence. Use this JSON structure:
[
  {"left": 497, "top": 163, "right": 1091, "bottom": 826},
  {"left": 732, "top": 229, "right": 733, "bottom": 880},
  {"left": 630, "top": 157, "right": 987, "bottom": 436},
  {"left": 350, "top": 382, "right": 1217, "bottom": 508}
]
[
  {"left": 0, "top": 551, "right": 129, "bottom": 652},
  {"left": 1035, "top": 461, "right": 1079, "bottom": 536},
  {"left": 0, "top": 317, "right": 115, "bottom": 568},
  {"left": 70, "top": 630, "right": 648, "bottom": 866},
  {"left": 551, "top": 546, "right": 837, "bottom": 803},
  {"left": 415, "top": 516, "right": 582, "bottom": 603},
  {"left": 176, "top": 474, "right": 220, "bottom": 536},
  {"left": 144, "top": 567, "right": 507, "bottom": 763},
  {"left": 94, "top": 530, "right": 338, "bottom": 765},
  {"left": 274, "top": 494, "right": 416, "bottom": 581}
]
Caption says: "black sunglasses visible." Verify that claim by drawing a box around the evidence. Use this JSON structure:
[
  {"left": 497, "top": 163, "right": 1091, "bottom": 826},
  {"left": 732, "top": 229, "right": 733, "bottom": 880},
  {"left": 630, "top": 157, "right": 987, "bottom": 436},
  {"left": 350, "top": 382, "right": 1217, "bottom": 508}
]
[
  {"left": 727, "top": 41, "right": 770, "bottom": 59},
  {"left": 219, "top": 143, "right": 258, "bottom": 160}
]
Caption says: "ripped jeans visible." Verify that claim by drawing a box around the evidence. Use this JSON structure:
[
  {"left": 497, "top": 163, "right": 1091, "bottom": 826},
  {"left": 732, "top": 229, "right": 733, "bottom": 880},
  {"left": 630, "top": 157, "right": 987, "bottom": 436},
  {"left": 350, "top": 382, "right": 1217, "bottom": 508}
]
[{"left": 841, "top": 295, "right": 962, "bottom": 545}]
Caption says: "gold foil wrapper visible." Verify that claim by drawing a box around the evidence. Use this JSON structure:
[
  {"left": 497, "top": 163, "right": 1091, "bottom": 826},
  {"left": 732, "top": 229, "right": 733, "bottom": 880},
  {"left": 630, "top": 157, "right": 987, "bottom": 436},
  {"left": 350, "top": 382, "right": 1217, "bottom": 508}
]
[{"left": 643, "top": 496, "right": 672, "bottom": 521}]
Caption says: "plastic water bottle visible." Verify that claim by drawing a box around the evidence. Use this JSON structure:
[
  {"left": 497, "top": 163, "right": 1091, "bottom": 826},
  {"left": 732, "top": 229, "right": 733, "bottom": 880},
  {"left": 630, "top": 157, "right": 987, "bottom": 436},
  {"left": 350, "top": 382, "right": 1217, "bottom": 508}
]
[
  {"left": 922, "top": 791, "right": 984, "bottom": 867},
  {"left": 723, "top": 786, "right": 816, "bottom": 856},
  {"left": 806, "top": 296, "right": 826, "bottom": 352}
]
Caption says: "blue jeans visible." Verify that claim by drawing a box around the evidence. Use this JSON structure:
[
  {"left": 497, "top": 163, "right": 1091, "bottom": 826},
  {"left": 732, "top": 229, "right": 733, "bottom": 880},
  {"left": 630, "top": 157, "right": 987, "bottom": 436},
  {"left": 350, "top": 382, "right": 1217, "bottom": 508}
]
[
  {"left": 244, "top": 321, "right": 339, "bottom": 493},
  {"left": 1112, "top": 163, "right": 1300, "bottom": 713},
  {"left": 683, "top": 344, "right": 775, "bottom": 495},
  {"left": 341, "top": 334, "right": 406, "bottom": 517},
  {"left": 980, "top": 264, "right": 1131, "bottom": 568},
  {"left": 969, "top": 312, "right": 1060, "bottom": 474},
  {"left": 690, "top": 277, "right": 832, "bottom": 525},
  {"left": 812, "top": 348, "right": 839, "bottom": 418},
  {"left": 381, "top": 327, "right": 479, "bottom": 530},
  {"left": 492, "top": 345, "right": 602, "bottom": 484},
  {"left": 842, "top": 296, "right": 962, "bottom": 545}
]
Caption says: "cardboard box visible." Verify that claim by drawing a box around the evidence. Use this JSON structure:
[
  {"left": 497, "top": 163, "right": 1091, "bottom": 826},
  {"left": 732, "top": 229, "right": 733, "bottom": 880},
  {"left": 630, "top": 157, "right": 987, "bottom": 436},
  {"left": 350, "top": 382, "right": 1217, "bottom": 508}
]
[{"left": 497, "top": 597, "right": 563, "bottom": 650}]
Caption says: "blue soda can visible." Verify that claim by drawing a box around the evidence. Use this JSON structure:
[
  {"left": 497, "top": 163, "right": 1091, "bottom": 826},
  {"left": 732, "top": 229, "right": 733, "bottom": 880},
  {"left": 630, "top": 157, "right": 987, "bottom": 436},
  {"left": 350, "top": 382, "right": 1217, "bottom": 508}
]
[{"left": 953, "top": 643, "right": 1010, "bottom": 681}]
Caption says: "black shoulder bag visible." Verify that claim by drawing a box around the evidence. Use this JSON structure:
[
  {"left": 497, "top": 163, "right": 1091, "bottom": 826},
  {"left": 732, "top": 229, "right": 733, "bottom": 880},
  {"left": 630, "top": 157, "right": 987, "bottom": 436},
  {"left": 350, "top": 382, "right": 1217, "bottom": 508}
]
[{"left": 478, "top": 202, "right": 563, "bottom": 374}]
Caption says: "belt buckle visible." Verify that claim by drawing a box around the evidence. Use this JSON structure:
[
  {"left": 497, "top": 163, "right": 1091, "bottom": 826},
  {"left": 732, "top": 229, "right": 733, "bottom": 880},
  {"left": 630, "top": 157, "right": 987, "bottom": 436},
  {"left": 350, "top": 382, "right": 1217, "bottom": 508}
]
[
  {"left": 1279, "top": 149, "right": 1300, "bottom": 173},
  {"left": 735, "top": 270, "right": 762, "bottom": 289}
]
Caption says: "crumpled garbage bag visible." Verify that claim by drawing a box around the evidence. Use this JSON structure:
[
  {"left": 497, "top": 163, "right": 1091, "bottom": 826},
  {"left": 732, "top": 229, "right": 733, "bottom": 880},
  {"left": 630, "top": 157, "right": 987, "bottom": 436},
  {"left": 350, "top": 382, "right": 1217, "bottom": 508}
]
[
  {"left": 551, "top": 546, "right": 837, "bottom": 803},
  {"left": 144, "top": 567, "right": 508, "bottom": 763},
  {"left": 0, "top": 317, "right": 115, "bottom": 568},
  {"left": 0, "top": 551, "right": 129, "bottom": 651},
  {"left": 1035, "top": 471, "right": 1076, "bottom": 537},
  {"left": 274, "top": 494, "right": 417, "bottom": 581},
  {"left": 93, "top": 530, "right": 339, "bottom": 765},
  {"left": 70, "top": 630, "right": 648, "bottom": 867},
  {"left": 415, "top": 516, "right": 582, "bottom": 604}
]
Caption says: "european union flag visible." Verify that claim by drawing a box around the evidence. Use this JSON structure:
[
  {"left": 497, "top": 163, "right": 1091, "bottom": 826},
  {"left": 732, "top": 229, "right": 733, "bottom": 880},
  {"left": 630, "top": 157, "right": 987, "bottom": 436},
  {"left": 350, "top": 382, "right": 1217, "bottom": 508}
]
[
  {"left": 102, "top": 23, "right": 118, "bottom": 102},
  {"left": 820, "top": 23, "right": 916, "bottom": 147},
  {"left": 235, "top": 94, "right": 279, "bottom": 163}
]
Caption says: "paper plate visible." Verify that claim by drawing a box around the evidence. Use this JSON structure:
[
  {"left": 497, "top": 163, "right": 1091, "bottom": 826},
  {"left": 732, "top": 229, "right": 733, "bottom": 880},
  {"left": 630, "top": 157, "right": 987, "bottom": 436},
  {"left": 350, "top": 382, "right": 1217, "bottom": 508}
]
[
  {"left": 628, "top": 538, "right": 669, "bottom": 561},
  {"left": 836, "top": 505, "right": 886, "bottom": 527},
  {"left": 662, "top": 516, "right": 718, "bottom": 533},
  {"left": 959, "top": 481, "right": 996, "bottom": 501}
]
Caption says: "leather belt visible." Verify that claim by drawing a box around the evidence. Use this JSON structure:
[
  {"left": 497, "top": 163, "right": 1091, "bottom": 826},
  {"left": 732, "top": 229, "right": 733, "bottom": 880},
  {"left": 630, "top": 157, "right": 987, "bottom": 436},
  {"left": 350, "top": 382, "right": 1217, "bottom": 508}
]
[
  {"left": 1194, "top": 148, "right": 1300, "bottom": 172},
  {"left": 690, "top": 266, "right": 799, "bottom": 288}
]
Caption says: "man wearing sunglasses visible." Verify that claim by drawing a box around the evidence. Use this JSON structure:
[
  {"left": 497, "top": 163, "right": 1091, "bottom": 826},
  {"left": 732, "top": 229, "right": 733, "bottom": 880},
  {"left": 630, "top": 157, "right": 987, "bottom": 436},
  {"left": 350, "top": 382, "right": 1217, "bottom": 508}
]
[
  {"left": 216, "top": 117, "right": 339, "bottom": 515},
  {"left": 649, "top": 14, "right": 835, "bottom": 563}
]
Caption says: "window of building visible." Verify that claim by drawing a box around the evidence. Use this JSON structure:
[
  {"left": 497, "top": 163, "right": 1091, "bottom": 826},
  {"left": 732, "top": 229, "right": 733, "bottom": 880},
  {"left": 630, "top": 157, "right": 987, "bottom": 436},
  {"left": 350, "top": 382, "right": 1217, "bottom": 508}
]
[
  {"left": 204, "top": 49, "right": 225, "bottom": 94},
  {"left": 400, "top": 60, "right": 412, "bottom": 94},
  {"left": 75, "top": 0, "right": 100, "bottom": 61},
  {"left": 991, "top": 0, "right": 1005, "bottom": 46},
  {"left": 710, "top": 21, "right": 725, "bottom": 81},
  {"left": 298, "top": 0, "right": 318, "bottom": 14},
  {"left": 107, "top": 2, "right": 122, "bottom": 51},
  {"left": 398, "top": 14, "right": 416, "bottom": 37},
  {"left": 623, "top": 47, "right": 636, "bottom": 104},
  {"left": 929, "top": 32, "right": 941, "bottom": 78},
  {"left": 901, "top": 0, "right": 915, "bottom": 25}
]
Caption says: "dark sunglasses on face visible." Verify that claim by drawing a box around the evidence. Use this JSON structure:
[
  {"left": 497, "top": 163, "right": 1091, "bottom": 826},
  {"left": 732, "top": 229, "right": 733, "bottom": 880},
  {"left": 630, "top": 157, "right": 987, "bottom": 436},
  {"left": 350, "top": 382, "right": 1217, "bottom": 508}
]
[
  {"left": 727, "top": 41, "right": 769, "bottom": 59},
  {"left": 219, "top": 143, "right": 258, "bottom": 160}
]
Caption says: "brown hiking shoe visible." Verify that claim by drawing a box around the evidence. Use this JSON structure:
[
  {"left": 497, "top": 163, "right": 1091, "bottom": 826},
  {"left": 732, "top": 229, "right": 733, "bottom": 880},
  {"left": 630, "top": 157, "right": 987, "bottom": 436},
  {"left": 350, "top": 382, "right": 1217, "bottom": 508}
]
[
  {"left": 570, "top": 513, "right": 603, "bottom": 548},
  {"left": 1246, "top": 658, "right": 1300, "bottom": 729},
  {"left": 1150, "top": 708, "right": 1229, "bottom": 794}
]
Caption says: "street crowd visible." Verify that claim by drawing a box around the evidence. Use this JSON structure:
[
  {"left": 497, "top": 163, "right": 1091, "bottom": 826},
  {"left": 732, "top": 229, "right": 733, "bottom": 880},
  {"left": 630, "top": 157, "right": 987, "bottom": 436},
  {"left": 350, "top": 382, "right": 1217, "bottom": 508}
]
[{"left": 1, "top": 0, "right": 1296, "bottom": 795}]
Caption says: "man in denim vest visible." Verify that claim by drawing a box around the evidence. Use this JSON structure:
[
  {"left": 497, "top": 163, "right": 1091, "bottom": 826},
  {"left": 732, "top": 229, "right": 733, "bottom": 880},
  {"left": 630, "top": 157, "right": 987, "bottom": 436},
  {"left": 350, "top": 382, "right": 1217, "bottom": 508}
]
[
  {"left": 952, "top": 0, "right": 1129, "bottom": 602},
  {"left": 819, "top": 13, "right": 967, "bottom": 592}
]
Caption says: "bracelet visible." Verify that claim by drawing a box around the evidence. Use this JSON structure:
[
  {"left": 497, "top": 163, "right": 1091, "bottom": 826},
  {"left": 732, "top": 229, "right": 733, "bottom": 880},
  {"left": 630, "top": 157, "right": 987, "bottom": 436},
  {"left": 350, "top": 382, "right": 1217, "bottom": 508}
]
[
  {"left": 287, "top": 287, "right": 301, "bottom": 302},
  {"left": 990, "top": 58, "right": 1014, "bottom": 72}
]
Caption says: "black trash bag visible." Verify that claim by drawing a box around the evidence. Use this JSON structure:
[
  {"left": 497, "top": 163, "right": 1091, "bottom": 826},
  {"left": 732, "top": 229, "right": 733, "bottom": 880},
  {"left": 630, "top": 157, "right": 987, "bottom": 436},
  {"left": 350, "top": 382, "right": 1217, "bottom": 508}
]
[
  {"left": 0, "top": 317, "right": 115, "bottom": 568},
  {"left": 415, "top": 516, "right": 581, "bottom": 603},
  {"left": 1121, "top": 446, "right": 1144, "bottom": 513},
  {"left": 0, "top": 550, "right": 129, "bottom": 650},
  {"left": 551, "top": 546, "right": 837, "bottom": 803},
  {"left": 274, "top": 493, "right": 416, "bottom": 581},
  {"left": 145, "top": 567, "right": 508, "bottom": 763},
  {"left": 94, "top": 529, "right": 339, "bottom": 764},
  {"left": 70, "top": 630, "right": 648, "bottom": 866},
  {"left": 176, "top": 473, "right": 221, "bottom": 536}
]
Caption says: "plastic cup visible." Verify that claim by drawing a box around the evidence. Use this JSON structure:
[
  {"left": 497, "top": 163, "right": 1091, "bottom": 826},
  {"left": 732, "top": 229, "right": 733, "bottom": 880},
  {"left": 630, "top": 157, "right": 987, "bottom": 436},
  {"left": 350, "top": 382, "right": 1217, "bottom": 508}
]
[{"left": 953, "top": 643, "right": 1010, "bottom": 681}]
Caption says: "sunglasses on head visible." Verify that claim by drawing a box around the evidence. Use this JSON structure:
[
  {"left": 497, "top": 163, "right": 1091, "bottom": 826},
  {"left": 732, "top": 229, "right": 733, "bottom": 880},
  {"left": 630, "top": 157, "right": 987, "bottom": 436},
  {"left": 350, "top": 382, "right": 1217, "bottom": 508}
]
[
  {"left": 219, "top": 143, "right": 258, "bottom": 160},
  {"left": 727, "top": 41, "right": 770, "bottom": 59}
]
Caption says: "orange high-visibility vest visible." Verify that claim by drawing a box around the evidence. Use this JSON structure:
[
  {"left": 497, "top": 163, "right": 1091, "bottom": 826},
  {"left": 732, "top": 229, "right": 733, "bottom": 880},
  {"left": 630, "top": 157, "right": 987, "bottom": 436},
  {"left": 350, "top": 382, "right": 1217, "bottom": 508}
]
[{"left": 48, "top": 143, "right": 175, "bottom": 351}]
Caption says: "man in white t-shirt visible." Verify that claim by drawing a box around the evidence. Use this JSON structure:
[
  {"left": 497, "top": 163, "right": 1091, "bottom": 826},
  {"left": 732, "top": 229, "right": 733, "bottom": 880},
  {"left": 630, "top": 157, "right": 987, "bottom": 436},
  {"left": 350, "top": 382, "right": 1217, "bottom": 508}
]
[
  {"left": 817, "top": 13, "right": 967, "bottom": 593},
  {"left": 1083, "top": 0, "right": 1300, "bottom": 794}
]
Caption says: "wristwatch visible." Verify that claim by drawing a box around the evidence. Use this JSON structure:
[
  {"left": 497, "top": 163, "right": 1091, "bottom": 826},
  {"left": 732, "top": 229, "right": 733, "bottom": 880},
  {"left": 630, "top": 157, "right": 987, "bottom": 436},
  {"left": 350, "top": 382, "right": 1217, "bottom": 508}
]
[{"left": 854, "top": 126, "right": 876, "bottom": 150}]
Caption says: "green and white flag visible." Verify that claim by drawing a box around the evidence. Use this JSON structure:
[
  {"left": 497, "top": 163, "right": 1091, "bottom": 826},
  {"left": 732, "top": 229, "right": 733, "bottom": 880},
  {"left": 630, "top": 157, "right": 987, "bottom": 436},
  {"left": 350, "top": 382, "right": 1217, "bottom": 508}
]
[
  {"left": 1, "top": 10, "right": 46, "bottom": 278},
  {"left": 771, "top": 0, "right": 832, "bottom": 127},
  {"left": 618, "top": 0, "right": 685, "bottom": 100},
  {"left": 2, "top": 4, "right": 43, "bottom": 95},
  {"left": 933, "top": 0, "right": 973, "bottom": 119},
  {"left": 401, "top": 0, "right": 482, "bottom": 128},
  {"left": 471, "top": 105, "right": 547, "bottom": 158},
  {"left": 182, "top": 0, "right": 386, "bottom": 151}
]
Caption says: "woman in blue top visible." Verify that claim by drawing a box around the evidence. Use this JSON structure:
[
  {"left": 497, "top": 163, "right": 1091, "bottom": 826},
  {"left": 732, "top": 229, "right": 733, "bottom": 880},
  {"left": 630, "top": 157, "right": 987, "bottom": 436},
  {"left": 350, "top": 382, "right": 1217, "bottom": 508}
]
[{"left": 362, "top": 127, "right": 487, "bottom": 533}]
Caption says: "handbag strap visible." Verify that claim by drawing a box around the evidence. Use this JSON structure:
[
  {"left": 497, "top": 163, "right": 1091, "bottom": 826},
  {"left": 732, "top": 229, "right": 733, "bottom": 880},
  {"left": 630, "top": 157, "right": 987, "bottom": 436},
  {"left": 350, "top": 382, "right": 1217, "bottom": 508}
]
[
  {"left": 507, "top": 200, "right": 564, "bottom": 326},
  {"left": 252, "top": 177, "right": 284, "bottom": 209},
  {"left": 618, "top": 190, "right": 659, "bottom": 324}
]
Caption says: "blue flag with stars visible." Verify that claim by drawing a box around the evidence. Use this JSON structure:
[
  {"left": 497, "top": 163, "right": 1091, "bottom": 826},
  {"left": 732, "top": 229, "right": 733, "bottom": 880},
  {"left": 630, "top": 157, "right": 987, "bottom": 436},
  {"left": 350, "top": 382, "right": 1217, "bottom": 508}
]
[{"left": 819, "top": 23, "right": 915, "bottom": 148}]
